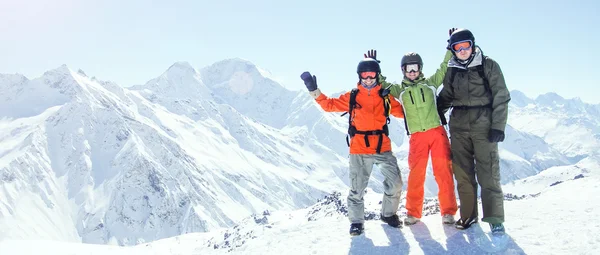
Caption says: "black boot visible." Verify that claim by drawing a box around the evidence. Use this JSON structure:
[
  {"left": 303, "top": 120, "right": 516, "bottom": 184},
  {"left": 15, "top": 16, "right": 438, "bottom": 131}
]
[
  {"left": 380, "top": 214, "right": 402, "bottom": 228},
  {"left": 490, "top": 223, "right": 505, "bottom": 235},
  {"left": 349, "top": 223, "right": 364, "bottom": 236},
  {"left": 455, "top": 216, "right": 478, "bottom": 230}
]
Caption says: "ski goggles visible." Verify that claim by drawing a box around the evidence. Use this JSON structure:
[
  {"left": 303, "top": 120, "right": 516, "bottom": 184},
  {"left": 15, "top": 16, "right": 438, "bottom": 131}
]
[
  {"left": 403, "top": 64, "right": 420, "bottom": 73},
  {"left": 451, "top": 40, "right": 473, "bottom": 53},
  {"left": 360, "top": 71, "right": 377, "bottom": 79}
]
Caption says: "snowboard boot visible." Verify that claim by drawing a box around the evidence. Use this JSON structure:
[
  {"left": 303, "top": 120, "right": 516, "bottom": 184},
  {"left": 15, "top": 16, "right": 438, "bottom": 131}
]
[
  {"left": 381, "top": 214, "right": 402, "bottom": 228},
  {"left": 442, "top": 214, "right": 456, "bottom": 224},
  {"left": 403, "top": 215, "right": 420, "bottom": 225},
  {"left": 349, "top": 223, "right": 364, "bottom": 236},
  {"left": 490, "top": 223, "right": 505, "bottom": 235},
  {"left": 455, "top": 216, "right": 478, "bottom": 230}
]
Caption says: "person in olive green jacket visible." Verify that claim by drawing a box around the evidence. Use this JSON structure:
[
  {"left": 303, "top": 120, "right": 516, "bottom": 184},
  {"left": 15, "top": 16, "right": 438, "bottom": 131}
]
[
  {"left": 437, "top": 28, "right": 511, "bottom": 235},
  {"left": 364, "top": 44, "right": 458, "bottom": 226}
]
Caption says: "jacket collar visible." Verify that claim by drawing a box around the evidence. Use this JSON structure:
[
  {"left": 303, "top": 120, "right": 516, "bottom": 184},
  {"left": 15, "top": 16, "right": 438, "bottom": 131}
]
[
  {"left": 356, "top": 83, "right": 381, "bottom": 92},
  {"left": 401, "top": 74, "right": 425, "bottom": 87},
  {"left": 448, "top": 46, "right": 483, "bottom": 70}
]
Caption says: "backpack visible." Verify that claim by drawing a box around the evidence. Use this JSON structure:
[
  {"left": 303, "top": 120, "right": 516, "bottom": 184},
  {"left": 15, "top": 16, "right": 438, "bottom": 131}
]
[{"left": 341, "top": 86, "right": 392, "bottom": 154}]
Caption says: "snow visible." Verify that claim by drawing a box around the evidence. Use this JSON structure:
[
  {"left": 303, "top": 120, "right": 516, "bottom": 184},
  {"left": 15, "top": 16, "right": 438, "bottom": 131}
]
[
  {"left": 1, "top": 168, "right": 599, "bottom": 254},
  {"left": 1, "top": 60, "right": 600, "bottom": 252}
]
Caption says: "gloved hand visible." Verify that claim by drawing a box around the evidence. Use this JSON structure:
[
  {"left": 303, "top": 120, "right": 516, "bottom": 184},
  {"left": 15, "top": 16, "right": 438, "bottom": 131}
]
[
  {"left": 448, "top": 27, "right": 458, "bottom": 37},
  {"left": 300, "top": 71, "right": 318, "bottom": 92},
  {"left": 488, "top": 129, "right": 505, "bottom": 143},
  {"left": 363, "top": 49, "right": 381, "bottom": 63},
  {"left": 446, "top": 28, "right": 458, "bottom": 50}
]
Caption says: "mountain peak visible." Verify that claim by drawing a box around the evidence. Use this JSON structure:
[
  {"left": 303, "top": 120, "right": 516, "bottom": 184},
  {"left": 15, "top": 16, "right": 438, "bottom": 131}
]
[
  {"left": 77, "top": 69, "right": 87, "bottom": 77},
  {"left": 215, "top": 57, "right": 254, "bottom": 66},
  {"left": 0, "top": 72, "right": 29, "bottom": 85},
  {"left": 161, "top": 61, "right": 199, "bottom": 80},
  {"left": 536, "top": 92, "right": 565, "bottom": 104},
  {"left": 199, "top": 58, "right": 261, "bottom": 86},
  {"left": 133, "top": 61, "right": 210, "bottom": 99},
  {"left": 44, "top": 64, "right": 71, "bottom": 76},
  {"left": 167, "top": 61, "right": 195, "bottom": 71},
  {"left": 509, "top": 90, "right": 534, "bottom": 107}
]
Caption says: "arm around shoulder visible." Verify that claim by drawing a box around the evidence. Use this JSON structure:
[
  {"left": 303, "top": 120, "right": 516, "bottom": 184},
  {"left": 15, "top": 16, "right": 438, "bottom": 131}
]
[
  {"left": 389, "top": 97, "right": 404, "bottom": 119},
  {"left": 427, "top": 50, "right": 453, "bottom": 88}
]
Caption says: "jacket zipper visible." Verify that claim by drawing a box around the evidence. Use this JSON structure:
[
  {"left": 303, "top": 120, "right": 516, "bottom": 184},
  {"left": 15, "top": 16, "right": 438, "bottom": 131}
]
[
  {"left": 409, "top": 91, "right": 415, "bottom": 104},
  {"left": 420, "top": 88, "right": 426, "bottom": 102}
]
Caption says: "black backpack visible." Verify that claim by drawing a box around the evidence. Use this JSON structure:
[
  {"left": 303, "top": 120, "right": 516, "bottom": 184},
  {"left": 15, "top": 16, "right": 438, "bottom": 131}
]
[{"left": 341, "top": 86, "right": 391, "bottom": 154}]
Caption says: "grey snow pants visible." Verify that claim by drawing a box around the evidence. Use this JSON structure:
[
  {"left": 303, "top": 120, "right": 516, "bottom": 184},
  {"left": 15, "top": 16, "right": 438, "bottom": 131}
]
[{"left": 347, "top": 151, "right": 403, "bottom": 223}]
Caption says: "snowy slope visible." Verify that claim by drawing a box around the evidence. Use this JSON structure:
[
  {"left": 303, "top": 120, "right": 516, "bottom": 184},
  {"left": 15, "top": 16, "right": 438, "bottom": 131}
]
[
  {"left": 503, "top": 155, "right": 598, "bottom": 196},
  {"left": 1, "top": 157, "right": 598, "bottom": 254}
]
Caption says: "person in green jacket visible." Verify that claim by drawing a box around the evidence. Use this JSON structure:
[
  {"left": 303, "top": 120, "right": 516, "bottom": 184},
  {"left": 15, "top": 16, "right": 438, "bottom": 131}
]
[
  {"left": 364, "top": 35, "right": 458, "bottom": 226},
  {"left": 437, "top": 28, "right": 511, "bottom": 235}
]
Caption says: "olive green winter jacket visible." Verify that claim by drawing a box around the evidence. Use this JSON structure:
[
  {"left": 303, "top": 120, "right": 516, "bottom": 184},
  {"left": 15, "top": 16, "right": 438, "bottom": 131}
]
[
  {"left": 383, "top": 50, "right": 452, "bottom": 134},
  {"left": 437, "top": 47, "right": 511, "bottom": 133}
]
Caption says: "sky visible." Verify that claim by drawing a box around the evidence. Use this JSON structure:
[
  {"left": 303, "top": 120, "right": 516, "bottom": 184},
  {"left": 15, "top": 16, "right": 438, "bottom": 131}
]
[{"left": 1, "top": 0, "right": 598, "bottom": 103}]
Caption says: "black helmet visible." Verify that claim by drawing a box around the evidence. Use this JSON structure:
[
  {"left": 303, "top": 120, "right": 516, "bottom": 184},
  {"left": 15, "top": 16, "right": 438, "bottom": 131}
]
[
  {"left": 356, "top": 58, "right": 381, "bottom": 74},
  {"left": 449, "top": 28, "right": 475, "bottom": 46},
  {"left": 401, "top": 52, "right": 423, "bottom": 69}
]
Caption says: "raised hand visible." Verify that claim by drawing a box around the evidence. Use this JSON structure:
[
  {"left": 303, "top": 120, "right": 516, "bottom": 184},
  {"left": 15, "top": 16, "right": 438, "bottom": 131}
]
[
  {"left": 447, "top": 28, "right": 459, "bottom": 50},
  {"left": 448, "top": 28, "right": 458, "bottom": 37},
  {"left": 363, "top": 49, "right": 380, "bottom": 63},
  {"left": 300, "top": 71, "right": 318, "bottom": 92}
]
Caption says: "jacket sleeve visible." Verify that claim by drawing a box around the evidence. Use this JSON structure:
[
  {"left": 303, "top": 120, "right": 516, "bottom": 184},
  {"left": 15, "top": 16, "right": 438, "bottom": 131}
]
[
  {"left": 388, "top": 82, "right": 403, "bottom": 99},
  {"left": 390, "top": 97, "right": 404, "bottom": 119},
  {"left": 486, "top": 58, "right": 511, "bottom": 131},
  {"left": 314, "top": 91, "right": 351, "bottom": 113},
  {"left": 437, "top": 69, "right": 454, "bottom": 115},
  {"left": 426, "top": 50, "right": 453, "bottom": 88},
  {"left": 379, "top": 74, "right": 403, "bottom": 98}
]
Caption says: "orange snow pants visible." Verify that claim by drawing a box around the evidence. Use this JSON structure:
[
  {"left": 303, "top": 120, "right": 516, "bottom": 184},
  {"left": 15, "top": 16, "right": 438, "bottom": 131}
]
[{"left": 406, "top": 126, "right": 457, "bottom": 218}]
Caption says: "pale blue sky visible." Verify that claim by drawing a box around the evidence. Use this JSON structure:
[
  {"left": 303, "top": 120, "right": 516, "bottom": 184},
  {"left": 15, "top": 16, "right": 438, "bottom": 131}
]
[{"left": 1, "top": 0, "right": 598, "bottom": 103}]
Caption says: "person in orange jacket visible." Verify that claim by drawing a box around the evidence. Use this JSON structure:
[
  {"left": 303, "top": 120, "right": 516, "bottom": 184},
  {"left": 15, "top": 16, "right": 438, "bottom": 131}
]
[{"left": 301, "top": 57, "right": 405, "bottom": 236}]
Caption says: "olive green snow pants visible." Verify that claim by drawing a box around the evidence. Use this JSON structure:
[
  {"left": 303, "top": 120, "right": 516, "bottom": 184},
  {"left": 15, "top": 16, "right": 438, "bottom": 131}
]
[
  {"left": 451, "top": 131, "right": 505, "bottom": 224},
  {"left": 347, "top": 151, "right": 403, "bottom": 223}
]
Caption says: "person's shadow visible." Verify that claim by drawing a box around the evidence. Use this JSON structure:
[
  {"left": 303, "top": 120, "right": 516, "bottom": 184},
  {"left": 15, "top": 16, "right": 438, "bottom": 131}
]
[
  {"left": 444, "top": 223, "right": 527, "bottom": 254},
  {"left": 408, "top": 222, "right": 448, "bottom": 254},
  {"left": 348, "top": 224, "right": 410, "bottom": 255}
]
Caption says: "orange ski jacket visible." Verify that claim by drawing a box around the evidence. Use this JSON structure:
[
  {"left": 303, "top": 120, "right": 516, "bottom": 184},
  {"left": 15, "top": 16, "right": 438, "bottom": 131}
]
[{"left": 315, "top": 84, "right": 404, "bottom": 154}]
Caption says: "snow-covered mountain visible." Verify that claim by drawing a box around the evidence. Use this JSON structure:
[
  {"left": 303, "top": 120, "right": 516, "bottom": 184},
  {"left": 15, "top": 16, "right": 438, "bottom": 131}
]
[
  {"left": 1, "top": 60, "right": 599, "bottom": 248},
  {"left": 0, "top": 63, "right": 347, "bottom": 245},
  {"left": 508, "top": 90, "right": 600, "bottom": 160}
]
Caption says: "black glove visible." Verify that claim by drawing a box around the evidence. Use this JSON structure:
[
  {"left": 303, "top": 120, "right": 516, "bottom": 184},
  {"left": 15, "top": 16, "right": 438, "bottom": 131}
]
[
  {"left": 448, "top": 27, "right": 458, "bottom": 37},
  {"left": 363, "top": 49, "right": 381, "bottom": 63},
  {"left": 488, "top": 129, "right": 505, "bottom": 143},
  {"left": 446, "top": 28, "right": 458, "bottom": 50},
  {"left": 300, "top": 71, "right": 318, "bottom": 92}
]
